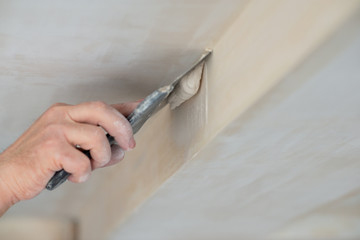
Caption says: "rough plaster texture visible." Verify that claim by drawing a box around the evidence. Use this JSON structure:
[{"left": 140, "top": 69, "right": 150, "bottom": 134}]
[{"left": 109, "top": 12, "right": 360, "bottom": 239}]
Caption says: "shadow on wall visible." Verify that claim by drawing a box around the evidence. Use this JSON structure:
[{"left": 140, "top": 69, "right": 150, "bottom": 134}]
[{"left": 48, "top": 78, "right": 154, "bottom": 105}]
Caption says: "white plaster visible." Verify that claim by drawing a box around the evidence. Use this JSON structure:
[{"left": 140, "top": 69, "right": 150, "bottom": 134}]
[{"left": 168, "top": 62, "right": 204, "bottom": 110}]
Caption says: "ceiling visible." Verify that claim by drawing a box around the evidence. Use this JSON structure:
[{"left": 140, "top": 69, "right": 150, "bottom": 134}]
[
  {"left": 109, "top": 15, "right": 360, "bottom": 239},
  {"left": 0, "top": 0, "right": 247, "bottom": 148}
]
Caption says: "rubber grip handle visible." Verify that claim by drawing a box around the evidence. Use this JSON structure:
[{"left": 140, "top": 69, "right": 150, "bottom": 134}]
[
  {"left": 45, "top": 134, "right": 115, "bottom": 190},
  {"left": 45, "top": 170, "right": 70, "bottom": 190}
]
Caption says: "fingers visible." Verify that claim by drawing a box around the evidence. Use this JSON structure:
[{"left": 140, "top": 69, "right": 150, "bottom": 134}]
[
  {"left": 50, "top": 122, "right": 125, "bottom": 183},
  {"left": 66, "top": 101, "right": 135, "bottom": 151},
  {"left": 45, "top": 101, "right": 139, "bottom": 183},
  {"left": 49, "top": 101, "right": 139, "bottom": 181},
  {"left": 61, "top": 122, "right": 111, "bottom": 169},
  {"left": 111, "top": 99, "right": 142, "bottom": 117},
  {"left": 56, "top": 144, "right": 91, "bottom": 183},
  {"left": 56, "top": 139, "right": 125, "bottom": 182},
  {"left": 101, "top": 144, "right": 125, "bottom": 168},
  {"left": 0, "top": 100, "right": 139, "bottom": 204}
]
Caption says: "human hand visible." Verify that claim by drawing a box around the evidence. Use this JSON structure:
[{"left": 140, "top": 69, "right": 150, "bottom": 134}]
[{"left": 0, "top": 100, "right": 140, "bottom": 215}]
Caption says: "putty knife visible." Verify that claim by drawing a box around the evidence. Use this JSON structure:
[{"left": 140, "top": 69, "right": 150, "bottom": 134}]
[{"left": 46, "top": 49, "right": 212, "bottom": 190}]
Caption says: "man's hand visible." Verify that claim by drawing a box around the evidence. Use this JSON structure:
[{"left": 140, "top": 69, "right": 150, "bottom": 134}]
[{"left": 0, "top": 101, "right": 139, "bottom": 215}]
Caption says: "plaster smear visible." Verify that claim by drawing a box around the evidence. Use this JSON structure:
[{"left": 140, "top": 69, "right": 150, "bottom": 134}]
[{"left": 168, "top": 62, "right": 204, "bottom": 110}]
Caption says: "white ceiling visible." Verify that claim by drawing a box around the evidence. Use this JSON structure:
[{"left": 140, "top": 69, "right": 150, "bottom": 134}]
[
  {"left": 0, "top": 0, "right": 247, "bottom": 148},
  {"left": 109, "top": 15, "right": 360, "bottom": 239}
]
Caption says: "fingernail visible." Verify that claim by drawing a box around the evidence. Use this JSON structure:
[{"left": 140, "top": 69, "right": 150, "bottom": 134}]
[
  {"left": 128, "top": 137, "right": 136, "bottom": 149},
  {"left": 113, "top": 146, "right": 125, "bottom": 160}
]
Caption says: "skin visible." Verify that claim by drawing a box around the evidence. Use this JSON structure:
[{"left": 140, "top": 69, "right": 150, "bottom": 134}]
[{"left": 0, "top": 100, "right": 140, "bottom": 216}]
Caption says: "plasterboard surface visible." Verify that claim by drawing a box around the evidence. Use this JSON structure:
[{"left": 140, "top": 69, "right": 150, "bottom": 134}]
[
  {"left": 109, "top": 13, "right": 360, "bottom": 239},
  {"left": 1, "top": 1, "right": 359, "bottom": 239},
  {"left": 0, "top": 217, "right": 76, "bottom": 240}
]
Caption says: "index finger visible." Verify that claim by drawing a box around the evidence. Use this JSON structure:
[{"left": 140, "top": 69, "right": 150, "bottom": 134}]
[
  {"left": 111, "top": 99, "right": 142, "bottom": 117},
  {"left": 67, "top": 101, "right": 135, "bottom": 151}
]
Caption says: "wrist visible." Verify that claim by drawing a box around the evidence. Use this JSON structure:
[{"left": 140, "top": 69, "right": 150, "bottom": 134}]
[
  {"left": 0, "top": 181, "right": 13, "bottom": 216},
  {"left": 0, "top": 152, "right": 19, "bottom": 216}
]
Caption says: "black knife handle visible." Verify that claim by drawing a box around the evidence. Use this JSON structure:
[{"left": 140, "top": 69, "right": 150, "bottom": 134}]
[{"left": 45, "top": 134, "right": 114, "bottom": 190}]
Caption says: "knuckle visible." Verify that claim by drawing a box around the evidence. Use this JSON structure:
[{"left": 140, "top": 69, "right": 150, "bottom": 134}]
[
  {"left": 64, "top": 152, "right": 90, "bottom": 175},
  {"left": 51, "top": 149, "right": 60, "bottom": 160},
  {"left": 93, "top": 127, "right": 105, "bottom": 138},
  {"left": 94, "top": 136, "right": 111, "bottom": 161},
  {"left": 52, "top": 149, "right": 66, "bottom": 165},
  {"left": 38, "top": 125, "right": 66, "bottom": 153},
  {"left": 43, "top": 103, "right": 68, "bottom": 120},
  {"left": 92, "top": 128, "right": 108, "bottom": 147},
  {"left": 42, "top": 137, "right": 59, "bottom": 150},
  {"left": 113, "top": 118, "right": 132, "bottom": 135},
  {"left": 91, "top": 101, "right": 108, "bottom": 110},
  {"left": 43, "top": 123, "right": 64, "bottom": 137},
  {"left": 77, "top": 158, "right": 90, "bottom": 173},
  {"left": 51, "top": 102, "right": 67, "bottom": 108},
  {"left": 49, "top": 102, "right": 67, "bottom": 112}
]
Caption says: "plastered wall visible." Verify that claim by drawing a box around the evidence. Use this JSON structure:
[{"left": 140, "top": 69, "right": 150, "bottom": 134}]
[
  {"left": 0, "top": 1, "right": 248, "bottom": 239},
  {"left": 1, "top": 1, "right": 359, "bottom": 239},
  {"left": 110, "top": 11, "right": 360, "bottom": 239}
]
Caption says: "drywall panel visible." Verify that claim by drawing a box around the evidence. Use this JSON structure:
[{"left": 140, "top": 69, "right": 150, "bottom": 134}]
[
  {"left": 204, "top": 0, "right": 360, "bottom": 142},
  {"left": 109, "top": 11, "right": 360, "bottom": 239},
  {"left": 88, "top": 2, "right": 360, "bottom": 239},
  {"left": 0, "top": 216, "right": 76, "bottom": 240},
  {"left": 272, "top": 191, "right": 360, "bottom": 239},
  {"left": 2, "top": 1, "right": 359, "bottom": 239}
]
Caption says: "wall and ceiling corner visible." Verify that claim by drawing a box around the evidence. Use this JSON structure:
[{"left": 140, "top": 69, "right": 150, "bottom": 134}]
[{"left": 0, "top": 1, "right": 359, "bottom": 239}]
